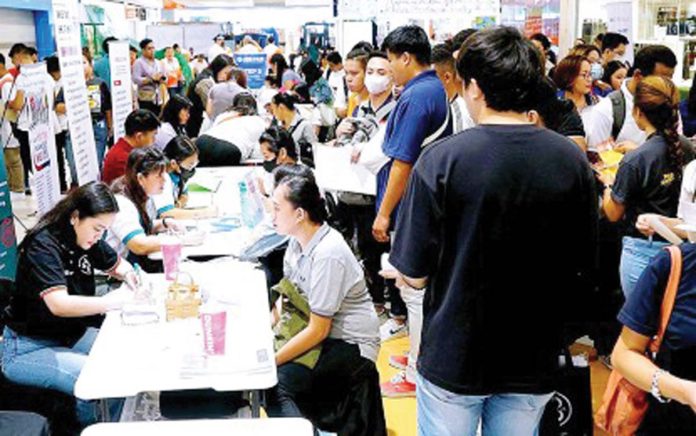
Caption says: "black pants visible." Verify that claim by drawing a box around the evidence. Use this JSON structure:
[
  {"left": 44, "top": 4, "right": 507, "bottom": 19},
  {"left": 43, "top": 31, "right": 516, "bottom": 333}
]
[
  {"left": 54, "top": 132, "right": 68, "bottom": 192},
  {"left": 333, "top": 199, "right": 405, "bottom": 316},
  {"left": 266, "top": 339, "right": 386, "bottom": 435},
  {"left": 12, "top": 124, "right": 30, "bottom": 190},
  {"left": 138, "top": 100, "right": 161, "bottom": 117},
  {"left": 196, "top": 135, "right": 242, "bottom": 167}
]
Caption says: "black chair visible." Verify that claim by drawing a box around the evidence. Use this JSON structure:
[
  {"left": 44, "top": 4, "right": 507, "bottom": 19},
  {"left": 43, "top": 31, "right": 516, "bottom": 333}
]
[{"left": 0, "top": 411, "right": 50, "bottom": 436}]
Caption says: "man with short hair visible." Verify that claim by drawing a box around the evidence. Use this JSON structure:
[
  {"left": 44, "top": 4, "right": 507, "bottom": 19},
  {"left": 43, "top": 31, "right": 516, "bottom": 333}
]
[
  {"left": 208, "top": 34, "right": 229, "bottom": 62},
  {"left": 133, "top": 38, "right": 165, "bottom": 114},
  {"left": 432, "top": 42, "right": 474, "bottom": 134},
  {"left": 326, "top": 51, "right": 347, "bottom": 115},
  {"left": 263, "top": 36, "right": 280, "bottom": 60},
  {"left": 390, "top": 26, "right": 597, "bottom": 434},
  {"left": 587, "top": 44, "right": 678, "bottom": 151},
  {"left": 601, "top": 32, "right": 630, "bottom": 65},
  {"left": 376, "top": 25, "right": 451, "bottom": 398},
  {"left": 101, "top": 109, "right": 160, "bottom": 185}
]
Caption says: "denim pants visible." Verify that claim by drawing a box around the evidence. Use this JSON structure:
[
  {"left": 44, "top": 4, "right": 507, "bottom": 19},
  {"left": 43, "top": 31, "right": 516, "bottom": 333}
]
[
  {"left": 619, "top": 236, "right": 668, "bottom": 299},
  {"left": 416, "top": 373, "right": 553, "bottom": 436},
  {"left": 1, "top": 326, "right": 123, "bottom": 426}
]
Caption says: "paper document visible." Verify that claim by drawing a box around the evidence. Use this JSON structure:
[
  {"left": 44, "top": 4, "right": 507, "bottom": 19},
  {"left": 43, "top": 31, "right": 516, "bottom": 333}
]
[{"left": 313, "top": 145, "right": 376, "bottom": 195}]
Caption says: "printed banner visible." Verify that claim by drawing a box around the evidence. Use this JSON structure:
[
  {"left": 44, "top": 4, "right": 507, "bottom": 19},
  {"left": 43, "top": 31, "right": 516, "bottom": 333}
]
[
  {"left": 53, "top": 0, "right": 100, "bottom": 184},
  {"left": 109, "top": 41, "right": 134, "bottom": 144},
  {"left": 23, "top": 63, "right": 61, "bottom": 216},
  {"left": 233, "top": 54, "right": 267, "bottom": 90},
  {"left": 0, "top": 151, "right": 17, "bottom": 281}
]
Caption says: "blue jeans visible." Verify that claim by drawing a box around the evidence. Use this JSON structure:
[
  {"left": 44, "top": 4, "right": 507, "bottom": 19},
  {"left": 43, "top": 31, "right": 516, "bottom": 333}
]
[
  {"left": 416, "top": 373, "right": 553, "bottom": 436},
  {"left": 1, "top": 326, "right": 122, "bottom": 426},
  {"left": 619, "top": 236, "right": 668, "bottom": 299}
]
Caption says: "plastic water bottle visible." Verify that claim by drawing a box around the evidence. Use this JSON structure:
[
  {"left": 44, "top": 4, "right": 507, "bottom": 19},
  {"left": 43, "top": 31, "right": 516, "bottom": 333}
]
[{"left": 239, "top": 181, "right": 256, "bottom": 228}]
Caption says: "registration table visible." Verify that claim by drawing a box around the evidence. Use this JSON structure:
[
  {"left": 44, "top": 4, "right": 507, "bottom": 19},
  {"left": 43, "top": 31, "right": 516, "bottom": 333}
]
[
  {"left": 81, "top": 418, "right": 313, "bottom": 435},
  {"left": 75, "top": 259, "right": 277, "bottom": 418},
  {"left": 149, "top": 166, "right": 265, "bottom": 261}
]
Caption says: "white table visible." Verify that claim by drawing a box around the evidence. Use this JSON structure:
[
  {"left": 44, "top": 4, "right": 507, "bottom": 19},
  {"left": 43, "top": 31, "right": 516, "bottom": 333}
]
[
  {"left": 81, "top": 418, "right": 313, "bottom": 435},
  {"left": 149, "top": 167, "right": 264, "bottom": 261},
  {"left": 75, "top": 259, "right": 277, "bottom": 418}
]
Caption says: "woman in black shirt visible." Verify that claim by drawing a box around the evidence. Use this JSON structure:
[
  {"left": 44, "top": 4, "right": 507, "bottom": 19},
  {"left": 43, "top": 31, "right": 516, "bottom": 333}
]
[
  {"left": 2, "top": 182, "right": 138, "bottom": 426},
  {"left": 600, "top": 76, "right": 687, "bottom": 298}
]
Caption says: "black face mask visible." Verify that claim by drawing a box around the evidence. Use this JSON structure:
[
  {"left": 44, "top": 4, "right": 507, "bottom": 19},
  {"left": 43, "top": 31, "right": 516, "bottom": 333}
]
[
  {"left": 263, "top": 158, "right": 278, "bottom": 173},
  {"left": 180, "top": 167, "right": 196, "bottom": 184}
]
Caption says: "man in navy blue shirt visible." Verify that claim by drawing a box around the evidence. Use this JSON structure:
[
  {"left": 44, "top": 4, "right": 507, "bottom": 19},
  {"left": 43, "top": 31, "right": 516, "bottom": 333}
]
[
  {"left": 389, "top": 27, "right": 597, "bottom": 434},
  {"left": 376, "top": 25, "right": 451, "bottom": 398}
]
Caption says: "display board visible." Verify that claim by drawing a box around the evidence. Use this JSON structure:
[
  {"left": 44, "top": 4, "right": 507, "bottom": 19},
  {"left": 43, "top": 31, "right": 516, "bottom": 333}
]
[{"left": 0, "top": 150, "right": 17, "bottom": 281}]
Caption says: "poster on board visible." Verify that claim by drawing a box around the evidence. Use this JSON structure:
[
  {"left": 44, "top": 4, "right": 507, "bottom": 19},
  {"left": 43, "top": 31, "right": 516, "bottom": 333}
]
[
  {"left": 21, "top": 63, "right": 61, "bottom": 216},
  {"left": 109, "top": 41, "right": 134, "bottom": 143},
  {"left": 233, "top": 54, "right": 267, "bottom": 90},
  {"left": 53, "top": 0, "right": 100, "bottom": 184}
]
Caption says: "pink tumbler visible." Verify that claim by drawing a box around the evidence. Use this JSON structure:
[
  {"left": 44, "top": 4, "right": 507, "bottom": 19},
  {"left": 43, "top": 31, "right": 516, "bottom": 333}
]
[{"left": 161, "top": 235, "right": 183, "bottom": 280}]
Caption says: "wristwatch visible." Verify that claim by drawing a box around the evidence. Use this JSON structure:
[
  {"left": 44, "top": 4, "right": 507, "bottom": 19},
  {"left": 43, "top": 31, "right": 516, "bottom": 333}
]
[{"left": 651, "top": 369, "right": 671, "bottom": 403}]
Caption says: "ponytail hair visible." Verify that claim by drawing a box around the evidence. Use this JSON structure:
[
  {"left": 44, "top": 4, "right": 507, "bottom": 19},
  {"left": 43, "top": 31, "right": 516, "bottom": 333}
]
[
  {"left": 112, "top": 147, "right": 167, "bottom": 233},
  {"left": 277, "top": 175, "right": 327, "bottom": 224},
  {"left": 634, "top": 76, "right": 682, "bottom": 177}
]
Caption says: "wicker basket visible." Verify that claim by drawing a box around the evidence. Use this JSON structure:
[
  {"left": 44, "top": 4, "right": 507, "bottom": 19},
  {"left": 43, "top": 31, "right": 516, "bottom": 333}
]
[{"left": 165, "top": 271, "right": 201, "bottom": 321}]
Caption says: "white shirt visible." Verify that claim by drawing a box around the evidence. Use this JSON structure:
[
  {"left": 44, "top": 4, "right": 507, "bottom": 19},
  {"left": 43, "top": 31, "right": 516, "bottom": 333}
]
[
  {"left": 152, "top": 173, "right": 178, "bottom": 217},
  {"left": 263, "top": 43, "right": 280, "bottom": 58},
  {"left": 153, "top": 122, "right": 178, "bottom": 151},
  {"left": 204, "top": 114, "right": 266, "bottom": 160},
  {"left": 450, "top": 95, "right": 475, "bottom": 134},
  {"left": 327, "top": 68, "right": 347, "bottom": 110},
  {"left": 106, "top": 194, "right": 157, "bottom": 259},
  {"left": 0, "top": 73, "right": 18, "bottom": 148},
  {"left": 12, "top": 69, "right": 57, "bottom": 132},
  {"left": 678, "top": 160, "right": 696, "bottom": 223},
  {"left": 207, "top": 44, "right": 228, "bottom": 62},
  {"left": 586, "top": 80, "right": 646, "bottom": 149},
  {"left": 53, "top": 78, "right": 68, "bottom": 133},
  {"left": 190, "top": 59, "right": 208, "bottom": 77}
]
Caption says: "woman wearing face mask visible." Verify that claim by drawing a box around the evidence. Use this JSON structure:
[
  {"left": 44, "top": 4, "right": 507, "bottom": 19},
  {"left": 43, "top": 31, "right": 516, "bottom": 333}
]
[
  {"left": 271, "top": 92, "right": 317, "bottom": 165},
  {"left": 258, "top": 126, "right": 300, "bottom": 196},
  {"left": 106, "top": 147, "right": 191, "bottom": 272},
  {"left": 154, "top": 94, "right": 193, "bottom": 150},
  {"left": 1, "top": 182, "right": 137, "bottom": 428},
  {"left": 152, "top": 135, "right": 217, "bottom": 220}
]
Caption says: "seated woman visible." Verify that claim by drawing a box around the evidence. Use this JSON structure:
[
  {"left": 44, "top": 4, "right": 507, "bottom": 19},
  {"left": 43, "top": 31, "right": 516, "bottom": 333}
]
[
  {"left": 105, "top": 147, "right": 191, "bottom": 272},
  {"left": 152, "top": 135, "right": 217, "bottom": 220},
  {"left": 153, "top": 94, "right": 192, "bottom": 150},
  {"left": 196, "top": 93, "right": 266, "bottom": 166},
  {"left": 2, "top": 182, "right": 138, "bottom": 427},
  {"left": 257, "top": 126, "right": 300, "bottom": 197},
  {"left": 265, "top": 174, "right": 384, "bottom": 433},
  {"left": 610, "top": 243, "right": 696, "bottom": 433}
]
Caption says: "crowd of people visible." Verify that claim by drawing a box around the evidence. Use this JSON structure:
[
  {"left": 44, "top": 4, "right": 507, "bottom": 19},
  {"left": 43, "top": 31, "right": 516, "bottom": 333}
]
[{"left": 4, "top": 23, "right": 696, "bottom": 435}]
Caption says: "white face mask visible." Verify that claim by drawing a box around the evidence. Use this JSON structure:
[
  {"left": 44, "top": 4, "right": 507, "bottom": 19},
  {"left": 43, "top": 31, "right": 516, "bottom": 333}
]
[{"left": 364, "top": 74, "right": 391, "bottom": 95}]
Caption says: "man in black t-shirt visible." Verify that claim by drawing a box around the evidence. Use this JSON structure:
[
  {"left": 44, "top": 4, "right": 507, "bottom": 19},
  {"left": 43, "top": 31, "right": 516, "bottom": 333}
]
[{"left": 389, "top": 27, "right": 598, "bottom": 435}]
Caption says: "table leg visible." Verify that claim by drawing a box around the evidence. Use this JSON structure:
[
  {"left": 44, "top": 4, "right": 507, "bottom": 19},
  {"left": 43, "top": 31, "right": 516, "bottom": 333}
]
[
  {"left": 250, "top": 390, "right": 261, "bottom": 418},
  {"left": 98, "top": 398, "right": 111, "bottom": 422}
]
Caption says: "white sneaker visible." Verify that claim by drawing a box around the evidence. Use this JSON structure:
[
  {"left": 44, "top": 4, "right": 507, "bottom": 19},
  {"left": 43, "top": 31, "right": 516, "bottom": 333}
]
[{"left": 380, "top": 318, "right": 408, "bottom": 342}]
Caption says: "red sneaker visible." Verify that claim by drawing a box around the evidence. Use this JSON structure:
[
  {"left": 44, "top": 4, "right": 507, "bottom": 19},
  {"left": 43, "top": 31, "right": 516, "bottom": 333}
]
[
  {"left": 388, "top": 354, "right": 408, "bottom": 371},
  {"left": 380, "top": 372, "right": 416, "bottom": 398}
]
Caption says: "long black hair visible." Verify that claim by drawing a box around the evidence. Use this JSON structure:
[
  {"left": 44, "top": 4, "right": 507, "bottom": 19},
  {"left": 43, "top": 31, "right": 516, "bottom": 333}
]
[
  {"left": 160, "top": 94, "right": 193, "bottom": 132},
  {"left": 112, "top": 148, "right": 167, "bottom": 233},
  {"left": 270, "top": 53, "right": 289, "bottom": 88},
  {"left": 22, "top": 182, "right": 118, "bottom": 247},
  {"left": 164, "top": 135, "right": 198, "bottom": 162}
]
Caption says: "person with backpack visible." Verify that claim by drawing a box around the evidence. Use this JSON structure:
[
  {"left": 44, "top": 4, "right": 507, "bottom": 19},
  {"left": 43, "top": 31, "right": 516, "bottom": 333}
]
[
  {"left": 271, "top": 92, "right": 317, "bottom": 165},
  {"left": 586, "top": 45, "right": 677, "bottom": 153},
  {"left": 599, "top": 76, "right": 693, "bottom": 299}
]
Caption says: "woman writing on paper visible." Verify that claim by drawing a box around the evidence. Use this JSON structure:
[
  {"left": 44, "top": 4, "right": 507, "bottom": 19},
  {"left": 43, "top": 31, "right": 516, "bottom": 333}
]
[
  {"left": 2, "top": 182, "right": 138, "bottom": 427},
  {"left": 598, "top": 76, "right": 693, "bottom": 298},
  {"left": 106, "top": 147, "right": 200, "bottom": 272},
  {"left": 152, "top": 135, "right": 217, "bottom": 220}
]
